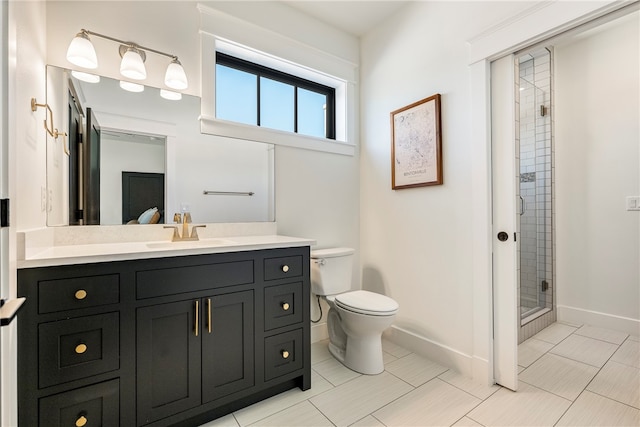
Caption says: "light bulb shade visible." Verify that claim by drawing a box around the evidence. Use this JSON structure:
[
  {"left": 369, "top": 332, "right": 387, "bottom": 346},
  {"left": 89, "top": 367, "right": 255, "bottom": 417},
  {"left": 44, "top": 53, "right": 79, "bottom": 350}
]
[
  {"left": 120, "top": 47, "right": 147, "bottom": 80},
  {"left": 71, "top": 70, "right": 100, "bottom": 84},
  {"left": 119, "top": 81, "right": 145, "bottom": 93},
  {"left": 66, "top": 32, "right": 98, "bottom": 69},
  {"left": 164, "top": 59, "right": 188, "bottom": 90},
  {"left": 160, "top": 89, "right": 182, "bottom": 101}
]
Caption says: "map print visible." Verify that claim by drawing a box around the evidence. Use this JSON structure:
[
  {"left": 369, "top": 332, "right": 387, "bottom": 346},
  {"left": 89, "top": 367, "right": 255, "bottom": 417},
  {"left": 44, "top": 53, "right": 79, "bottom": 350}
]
[{"left": 393, "top": 98, "right": 438, "bottom": 187}]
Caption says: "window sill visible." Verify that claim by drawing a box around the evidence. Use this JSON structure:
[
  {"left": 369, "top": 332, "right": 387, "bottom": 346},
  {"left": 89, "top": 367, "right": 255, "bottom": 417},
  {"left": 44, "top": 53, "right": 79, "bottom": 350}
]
[{"left": 199, "top": 115, "right": 355, "bottom": 156}]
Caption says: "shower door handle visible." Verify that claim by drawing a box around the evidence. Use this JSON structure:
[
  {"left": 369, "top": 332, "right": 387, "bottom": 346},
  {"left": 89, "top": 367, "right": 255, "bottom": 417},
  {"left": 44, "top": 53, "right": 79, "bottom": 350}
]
[
  {"left": 519, "top": 196, "right": 525, "bottom": 216},
  {"left": 497, "top": 231, "right": 509, "bottom": 242}
]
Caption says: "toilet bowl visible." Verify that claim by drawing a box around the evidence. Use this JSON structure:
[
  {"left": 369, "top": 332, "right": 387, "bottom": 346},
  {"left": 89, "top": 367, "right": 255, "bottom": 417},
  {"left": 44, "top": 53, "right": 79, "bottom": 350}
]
[{"left": 310, "top": 248, "right": 399, "bottom": 375}]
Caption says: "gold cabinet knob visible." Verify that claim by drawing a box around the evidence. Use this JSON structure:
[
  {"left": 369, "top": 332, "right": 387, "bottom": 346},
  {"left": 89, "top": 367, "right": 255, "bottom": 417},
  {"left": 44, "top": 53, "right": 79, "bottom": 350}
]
[
  {"left": 75, "top": 344, "right": 87, "bottom": 354},
  {"left": 281, "top": 265, "right": 289, "bottom": 273},
  {"left": 281, "top": 302, "right": 290, "bottom": 311},
  {"left": 75, "top": 289, "right": 87, "bottom": 300},
  {"left": 75, "top": 415, "right": 87, "bottom": 427},
  {"left": 281, "top": 350, "right": 290, "bottom": 359}
]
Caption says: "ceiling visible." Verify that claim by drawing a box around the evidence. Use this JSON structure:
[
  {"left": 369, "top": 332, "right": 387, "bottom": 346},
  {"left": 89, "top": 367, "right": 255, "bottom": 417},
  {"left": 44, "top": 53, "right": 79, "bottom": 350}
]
[{"left": 282, "top": 1, "right": 410, "bottom": 37}]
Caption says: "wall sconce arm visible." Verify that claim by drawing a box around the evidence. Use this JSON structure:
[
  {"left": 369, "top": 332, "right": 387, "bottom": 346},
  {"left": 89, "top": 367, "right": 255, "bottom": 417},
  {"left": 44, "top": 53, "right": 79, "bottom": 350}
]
[{"left": 31, "top": 98, "right": 69, "bottom": 156}]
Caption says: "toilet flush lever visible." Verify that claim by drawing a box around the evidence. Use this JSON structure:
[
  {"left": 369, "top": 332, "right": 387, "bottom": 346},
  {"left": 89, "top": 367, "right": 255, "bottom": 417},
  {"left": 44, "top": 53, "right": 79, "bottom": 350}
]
[{"left": 313, "top": 259, "right": 326, "bottom": 266}]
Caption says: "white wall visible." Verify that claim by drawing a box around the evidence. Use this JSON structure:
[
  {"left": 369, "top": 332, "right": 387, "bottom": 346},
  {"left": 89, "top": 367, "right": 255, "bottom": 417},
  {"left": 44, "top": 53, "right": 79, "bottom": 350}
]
[
  {"left": 10, "top": 1, "right": 47, "bottom": 232},
  {"left": 360, "top": 1, "right": 539, "bottom": 375},
  {"left": 4, "top": 1, "right": 47, "bottom": 425},
  {"left": 555, "top": 12, "right": 640, "bottom": 334}
]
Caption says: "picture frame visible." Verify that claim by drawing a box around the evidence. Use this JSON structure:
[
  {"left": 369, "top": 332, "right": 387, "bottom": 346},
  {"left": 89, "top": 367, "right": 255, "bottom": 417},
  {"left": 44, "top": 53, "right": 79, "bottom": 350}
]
[{"left": 390, "top": 94, "right": 442, "bottom": 189}]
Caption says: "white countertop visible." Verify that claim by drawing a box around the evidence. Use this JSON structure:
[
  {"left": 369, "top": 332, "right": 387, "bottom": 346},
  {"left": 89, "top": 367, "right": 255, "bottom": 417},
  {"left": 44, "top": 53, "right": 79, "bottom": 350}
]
[{"left": 17, "top": 234, "right": 316, "bottom": 268}]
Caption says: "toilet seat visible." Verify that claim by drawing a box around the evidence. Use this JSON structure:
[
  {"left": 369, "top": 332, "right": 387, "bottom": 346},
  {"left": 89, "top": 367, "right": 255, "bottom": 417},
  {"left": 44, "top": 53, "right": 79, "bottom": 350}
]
[{"left": 334, "top": 290, "right": 398, "bottom": 316}]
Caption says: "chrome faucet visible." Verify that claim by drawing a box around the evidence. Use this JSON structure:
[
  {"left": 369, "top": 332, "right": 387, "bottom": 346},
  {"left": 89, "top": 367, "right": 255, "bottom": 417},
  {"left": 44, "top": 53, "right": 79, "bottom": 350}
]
[{"left": 164, "top": 212, "right": 206, "bottom": 241}]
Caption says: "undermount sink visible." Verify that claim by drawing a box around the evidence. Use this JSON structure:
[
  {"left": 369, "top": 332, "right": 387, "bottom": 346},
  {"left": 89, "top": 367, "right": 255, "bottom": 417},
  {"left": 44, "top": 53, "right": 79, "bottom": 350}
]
[{"left": 146, "top": 238, "right": 236, "bottom": 250}]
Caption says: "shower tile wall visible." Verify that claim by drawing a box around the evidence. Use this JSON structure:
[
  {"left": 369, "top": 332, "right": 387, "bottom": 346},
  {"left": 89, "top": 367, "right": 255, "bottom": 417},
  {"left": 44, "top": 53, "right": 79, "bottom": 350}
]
[
  {"left": 519, "top": 58, "right": 540, "bottom": 311},
  {"left": 518, "top": 49, "right": 556, "bottom": 343}
]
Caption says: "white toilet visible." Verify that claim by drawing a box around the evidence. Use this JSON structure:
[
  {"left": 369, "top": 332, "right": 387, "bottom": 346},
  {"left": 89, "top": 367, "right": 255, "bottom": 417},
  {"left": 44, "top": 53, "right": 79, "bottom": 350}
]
[{"left": 310, "top": 247, "right": 398, "bottom": 375}]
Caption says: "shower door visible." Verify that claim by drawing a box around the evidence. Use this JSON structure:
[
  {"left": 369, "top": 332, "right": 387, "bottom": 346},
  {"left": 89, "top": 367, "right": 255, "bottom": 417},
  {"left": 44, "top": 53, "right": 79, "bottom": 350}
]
[{"left": 517, "top": 49, "right": 554, "bottom": 333}]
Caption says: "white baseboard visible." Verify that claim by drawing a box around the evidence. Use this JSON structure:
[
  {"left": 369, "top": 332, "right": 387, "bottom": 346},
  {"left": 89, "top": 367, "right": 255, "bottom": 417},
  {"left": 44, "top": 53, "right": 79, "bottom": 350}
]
[
  {"left": 311, "top": 322, "right": 328, "bottom": 343},
  {"left": 557, "top": 305, "right": 640, "bottom": 336},
  {"left": 312, "top": 323, "right": 493, "bottom": 384},
  {"left": 384, "top": 325, "right": 474, "bottom": 378}
]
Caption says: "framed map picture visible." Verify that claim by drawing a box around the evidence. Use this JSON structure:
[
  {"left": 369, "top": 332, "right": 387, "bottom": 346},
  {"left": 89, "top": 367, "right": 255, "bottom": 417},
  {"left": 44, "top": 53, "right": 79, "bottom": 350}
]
[{"left": 391, "top": 94, "right": 442, "bottom": 189}]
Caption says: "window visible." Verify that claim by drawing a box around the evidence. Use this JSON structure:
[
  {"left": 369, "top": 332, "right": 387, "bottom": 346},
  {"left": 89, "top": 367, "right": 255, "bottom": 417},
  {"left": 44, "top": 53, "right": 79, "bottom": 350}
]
[{"left": 216, "top": 52, "right": 336, "bottom": 140}]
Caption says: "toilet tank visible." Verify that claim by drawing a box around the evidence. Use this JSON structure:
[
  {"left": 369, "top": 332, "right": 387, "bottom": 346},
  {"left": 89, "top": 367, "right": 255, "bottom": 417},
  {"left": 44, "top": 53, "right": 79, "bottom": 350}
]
[{"left": 310, "top": 247, "right": 355, "bottom": 296}]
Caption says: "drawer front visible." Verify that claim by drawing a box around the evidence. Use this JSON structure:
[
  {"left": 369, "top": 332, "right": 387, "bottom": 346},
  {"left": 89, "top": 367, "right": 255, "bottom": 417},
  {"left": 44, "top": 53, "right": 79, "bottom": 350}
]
[
  {"left": 264, "top": 329, "right": 303, "bottom": 381},
  {"left": 264, "top": 282, "right": 303, "bottom": 330},
  {"left": 39, "top": 379, "right": 119, "bottom": 427},
  {"left": 39, "top": 312, "right": 119, "bottom": 388},
  {"left": 38, "top": 274, "right": 119, "bottom": 314},
  {"left": 136, "top": 260, "right": 254, "bottom": 299},
  {"left": 264, "top": 256, "right": 303, "bottom": 281}
]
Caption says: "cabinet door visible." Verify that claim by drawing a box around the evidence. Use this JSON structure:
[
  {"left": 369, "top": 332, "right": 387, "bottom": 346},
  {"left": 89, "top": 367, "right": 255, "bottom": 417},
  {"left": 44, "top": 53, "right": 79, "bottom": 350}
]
[
  {"left": 202, "top": 290, "right": 254, "bottom": 403},
  {"left": 137, "top": 300, "right": 201, "bottom": 426}
]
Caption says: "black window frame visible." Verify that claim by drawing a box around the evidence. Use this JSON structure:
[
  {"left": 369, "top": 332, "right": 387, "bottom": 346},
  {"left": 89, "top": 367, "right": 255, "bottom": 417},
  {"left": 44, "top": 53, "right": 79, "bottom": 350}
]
[{"left": 216, "top": 52, "right": 336, "bottom": 140}]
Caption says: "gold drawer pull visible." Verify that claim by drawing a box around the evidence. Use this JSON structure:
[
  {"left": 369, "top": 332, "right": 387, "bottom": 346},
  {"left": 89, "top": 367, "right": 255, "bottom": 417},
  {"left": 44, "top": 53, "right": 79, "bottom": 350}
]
[
  {"left": 281, "top": 350, "right": 290, "bottom": 359},
  {"left": 75, "top": 289, "right": 87, "bottom": 300},
  {"left": 195, "top": 300, "right": 199, "bottom": 337},
  {"left": 75, "top": 415, "right": 88, "bottom": 427},
  {"left": 281, "top": 302, "right": 290, "bottom": 311},
  {"left": 75, "top": 344, "right": 87, "bottom": 354},
  {"left": 207, "top": 298, "right": 212, "bottom": 334},
  {"left": 281, "top": 265, "right": 290, "bottom": 273}
]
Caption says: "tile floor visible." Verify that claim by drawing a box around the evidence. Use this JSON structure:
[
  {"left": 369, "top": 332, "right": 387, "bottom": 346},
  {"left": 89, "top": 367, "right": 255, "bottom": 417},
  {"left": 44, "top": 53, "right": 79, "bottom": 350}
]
[{"left": 202, "top": 322, "right": 639, "bottom": 426}]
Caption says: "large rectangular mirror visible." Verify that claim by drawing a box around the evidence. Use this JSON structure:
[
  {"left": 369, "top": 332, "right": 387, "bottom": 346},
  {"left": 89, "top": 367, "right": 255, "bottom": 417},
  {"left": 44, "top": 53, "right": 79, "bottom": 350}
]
[{"left": 46, "top": 65, "right": 275, "bottom": 226}]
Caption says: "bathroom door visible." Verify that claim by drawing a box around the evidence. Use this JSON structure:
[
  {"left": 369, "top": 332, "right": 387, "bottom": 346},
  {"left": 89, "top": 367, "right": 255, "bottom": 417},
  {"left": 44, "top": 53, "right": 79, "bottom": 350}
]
[{"left": 491, "top": 54, "right": 518, "bottom": 391}]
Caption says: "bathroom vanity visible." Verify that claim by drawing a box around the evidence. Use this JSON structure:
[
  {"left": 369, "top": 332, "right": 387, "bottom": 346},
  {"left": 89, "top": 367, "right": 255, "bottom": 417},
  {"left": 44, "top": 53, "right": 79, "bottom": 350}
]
[{"left": 17, "top": 235, "right": 312, "bottom": 426}]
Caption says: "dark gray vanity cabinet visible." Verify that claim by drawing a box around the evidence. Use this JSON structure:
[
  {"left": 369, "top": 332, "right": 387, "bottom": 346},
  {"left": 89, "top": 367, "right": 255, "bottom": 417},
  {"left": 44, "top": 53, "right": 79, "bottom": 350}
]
[{"left": 18, "top": 246, "right": 311, "bottom": 427}]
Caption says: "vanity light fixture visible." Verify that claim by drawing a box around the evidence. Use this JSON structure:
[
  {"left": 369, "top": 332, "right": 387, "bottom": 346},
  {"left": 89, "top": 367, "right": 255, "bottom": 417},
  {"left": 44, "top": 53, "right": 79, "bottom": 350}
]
[
  {"left": 66, "top": 30, "right": 98, "bottom": 69},
  {"left": 66, "top": 29, "right": 188, "bottom": 90},
  {"left": 164, "top": 58, "right": 188, "bottom": 90},
  {"left": 119, "top": 81, "right": 145, "bottom": 93},
  {"left": 119, "top": 46, "right": 147, "bottom": 80}
]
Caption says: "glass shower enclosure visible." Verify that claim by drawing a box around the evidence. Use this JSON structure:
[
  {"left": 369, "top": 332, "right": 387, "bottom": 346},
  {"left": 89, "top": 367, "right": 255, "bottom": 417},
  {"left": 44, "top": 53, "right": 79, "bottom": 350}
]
[{"left": 517, "top": 49, "right": 554, "bottom": 332}]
